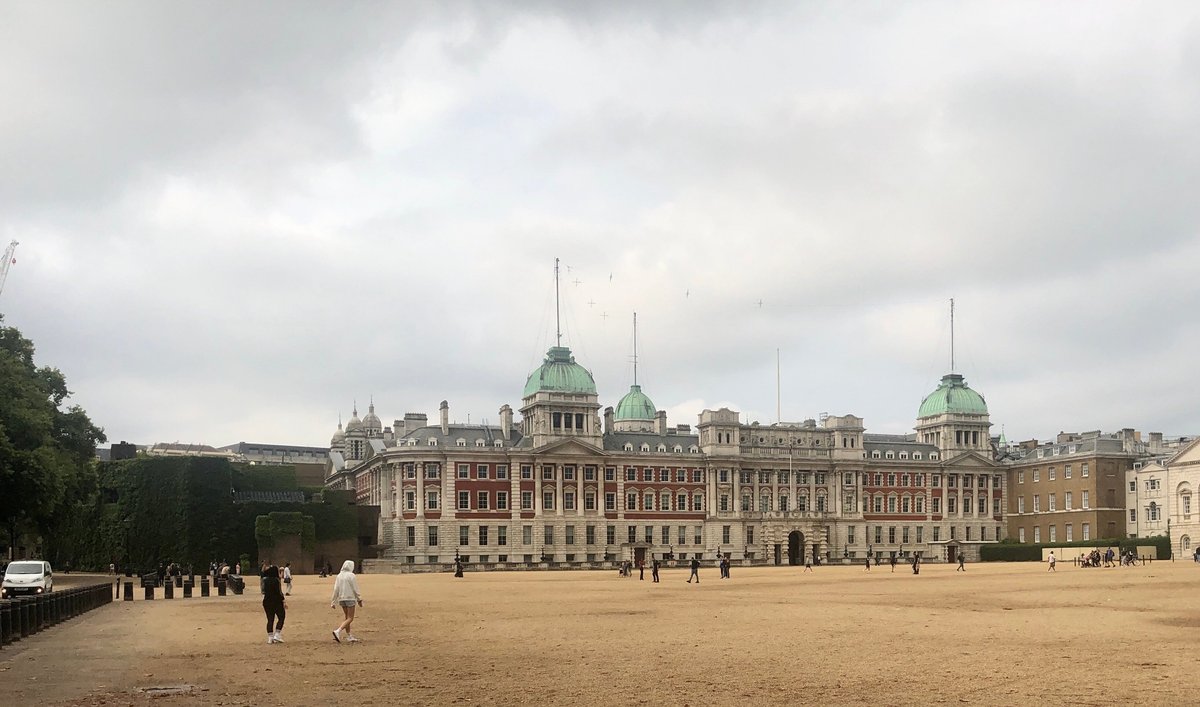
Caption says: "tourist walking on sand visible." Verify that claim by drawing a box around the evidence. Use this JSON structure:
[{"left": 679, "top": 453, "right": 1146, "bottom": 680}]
[
  {"left": 652, "top": 558, "right": 660, "bottom": 583},
  {"left": 911, "top": 554, "right": 920, "bottom": 575},
  {"left": 283, "top": 562, "right": 292, "bottom": 595},
  {"left": 1047, "top": 551, "right": 1056, "bottom": 572},
  {"left": 638, "top": 559, "right": 645, "bottom": 581},
  {"left": 261, "top": 564, "right": 287, "bottom": 644},
  {"left": 804, "top": 556, "right": 813, "bottom": 573},
  {"left": 956, "top": 553, "right": 966, "bottom": 572},
  {"left": 330, "top": 560, "right": 363, "bottom": 643},
  {"left": 864, "top": 556, "right": 871, "bottom": 571},
  {"left": 687, "top": 557, "right": 701, "bottom": 584},
  {"left": 890, "top": 555, "right": 896, "bottom": 573}
]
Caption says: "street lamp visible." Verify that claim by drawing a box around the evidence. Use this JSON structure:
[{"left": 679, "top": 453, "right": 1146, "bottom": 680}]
[{"left": 122, "top": 517, "right": 133, "bottom": 577}]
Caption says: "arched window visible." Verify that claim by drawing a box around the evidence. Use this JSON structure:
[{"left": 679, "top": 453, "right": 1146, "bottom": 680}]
[{"left": 1182, "top": 535, "right": 1192, "bottom": 551}]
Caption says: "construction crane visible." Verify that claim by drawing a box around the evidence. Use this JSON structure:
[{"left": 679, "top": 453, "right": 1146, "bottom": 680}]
[{"left": 0, "top": 240, "right": 18, "bottom": 301}]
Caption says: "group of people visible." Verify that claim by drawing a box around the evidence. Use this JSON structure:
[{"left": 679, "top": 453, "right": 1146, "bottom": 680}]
[
  {"left": 257, "top": 559, "right": 364, "bottom": 646},
  {"left": 1074, "top": 548, "right": 1142, "bottom": 568}
]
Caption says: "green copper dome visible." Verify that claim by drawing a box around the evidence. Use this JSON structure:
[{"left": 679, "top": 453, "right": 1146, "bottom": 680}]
[
  {"left": 918, "top": 373, "right": 988, "bottom": 418},
  {"left": 615, "top": 384, "right": 656, "bottom": 421},
  {"left": 523, "top": 346, "right": 597, "bottom": 398}
]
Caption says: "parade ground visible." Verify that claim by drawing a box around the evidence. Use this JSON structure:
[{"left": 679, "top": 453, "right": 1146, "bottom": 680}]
[{"left": 4, "top": 561, "right": 1199, "bottom": 706}]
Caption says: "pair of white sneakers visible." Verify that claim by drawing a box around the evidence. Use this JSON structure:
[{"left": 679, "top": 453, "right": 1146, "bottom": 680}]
[
  {"left": 267, "top": 631, "right": 284, "bottom": 644},
  {"left": 331, "top": 628, "right": 360, "bottom": 643}
]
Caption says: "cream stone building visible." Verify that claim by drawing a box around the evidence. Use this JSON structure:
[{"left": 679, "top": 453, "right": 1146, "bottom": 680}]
[
  {"left": 1127, "top": 437, "right": 1200, "bottom": 558},
  {"left": 327, "top": 343, "right": 1007, "bottom": 569}
]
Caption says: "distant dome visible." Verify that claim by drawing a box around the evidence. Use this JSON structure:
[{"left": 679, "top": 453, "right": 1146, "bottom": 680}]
[
  {"left": 615, "top": 384, "right": 656, "bottom": 421},
  {"left": 362, "top": 401, "right": 381, "bottom": 433},
  {"left": 918, "top": 373, "right": 988, "bottom": 418},
  {"left": 330, "top": 423, "right": 345, "bottom": 447},
  {"left": 345, "top": 405, "right": 363, "bottom": 432},
  {"left": 523, "top": 346, "right": 597, "bottom": 398}
]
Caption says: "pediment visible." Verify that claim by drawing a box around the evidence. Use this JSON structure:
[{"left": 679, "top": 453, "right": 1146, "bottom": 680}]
[
  {"left": 1169, "top": 437, "right": 1200, "bottom": 467},
  {"left": 939, "top": 450, "right": 999, "bottom": 469},
  {"left": 532, "top": 437, "right": 607, "bottom": 456}
]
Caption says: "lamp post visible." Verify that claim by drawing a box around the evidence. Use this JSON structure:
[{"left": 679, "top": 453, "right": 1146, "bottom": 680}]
[{"left": 122, "top": 517, "right": 133, "bottom": 577}]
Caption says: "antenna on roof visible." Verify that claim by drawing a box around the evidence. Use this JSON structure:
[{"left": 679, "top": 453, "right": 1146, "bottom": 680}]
[
  {"left": 632, "top": 312, "right": 639, "bottom": 385},
  {"left": 555, "top": 257, "right": 562, "bottom": 347},
  {"left": 949, "top": 297, "right": 955, "bottom": 373},
  {"left": 776, "top": 348, "right": 781, "bottom": 424}
]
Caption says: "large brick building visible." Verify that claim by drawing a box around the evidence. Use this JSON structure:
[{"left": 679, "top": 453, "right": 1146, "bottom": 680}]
[{"left": 327, "top": 342, "right": 1008, "bottom": 569}]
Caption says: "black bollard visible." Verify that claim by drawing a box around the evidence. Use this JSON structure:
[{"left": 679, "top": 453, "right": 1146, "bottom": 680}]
[
  {"left": 123, "top": 581, "right": 133, "bottom": 601},
  {"left": 145, "top": 584, "right": 155, "bottom": 601},
  {"left": 1, "top": 600, "right": 12, "bottom": 646},
  {"left": 175, "top": 575, "right": 182, "bottom": 589},
  {"left": 200, "top": 577, "right": 210, "bottom": 597},
  {"left": 17, "top": 598, "right": 32, "bottom": 638},
  {"left": 216, "top": 578, "right": 226, "bottom": 596},
  {"left": 164, "top": 581, "right": 174, "bottom": 599},
  {"left": 183, "top": 581, "right": 193, "bottom": 598}
]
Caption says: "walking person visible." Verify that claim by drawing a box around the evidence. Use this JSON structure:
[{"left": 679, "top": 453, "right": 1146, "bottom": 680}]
[
  {"left": 864, "top": 556, "right": 871, "bottom": 571},
  {"left": 638, "top": 559, "right": 645, "bottom": 581},
  {"left": 687, "top": 557, "right": 701, "bottom": 584},
  {"left": 956, "top": 553, "right": 966, "bottom": 572},
  {"left": 804, "top": 556, "right": 813, "bottom": 573},
  {"left": 652, "top": 558, "right": 660, "bottom": 583},
  {"left": 911, "top": 554, "right": 920, "bottom": 575},
  {"left": 283, "top": 562, "right": 293, "bottom": 595},
  {"left": 1047, "top": 551, "right": 1057, "bottom": 572},
  {"left": 330, "top": 560, "right": 363, "bottom": 643},
  {"left": 889, "top": 555, "right": 896, "bottom": 573},
  {"left": 261, "top": 564, "right": 287, "bottom": 644}
]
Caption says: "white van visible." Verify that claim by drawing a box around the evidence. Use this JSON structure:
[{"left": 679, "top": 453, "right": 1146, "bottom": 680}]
[{"left": 2, "top": 560, "right": 54, "bottom": 598}]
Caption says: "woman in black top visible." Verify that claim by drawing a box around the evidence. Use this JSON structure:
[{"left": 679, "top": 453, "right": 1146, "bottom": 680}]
[{"left": 261, "top": 564, "right": 287, "bottom": 644}]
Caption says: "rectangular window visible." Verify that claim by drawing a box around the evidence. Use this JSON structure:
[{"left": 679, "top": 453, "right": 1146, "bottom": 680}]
[
  {"left": 496, "top": 491, "right": 508, "bottom": 510},
  {"left": 1184, "top": 496, "right": 1192, "bottom": 516},
  {"left": 722, "top": 525, "right": 731, "bottom": 543},
  {"left": 978, "top": 498, "right": 986, "bottom": 514},
  {"left": 1033, "top": 526, "right": 1041, "bottom": 543},
  {"left": 950, "top": 526, "right": 956, "bottom": 540},
  {"left": 584, "top": 465, "right": 596, "bottom": 481},
  {"left": 1130, "top": 508, "right": 1137, "bottom": 522},
  {"left": 496, "top": 464, "right": 509, "bottom": 479},
  {"left": 427, "top": 491, "right": 439, "bottom": 510},
  {"left": 993, "top": 499, "right": 1000, "bottom": 515},
  {"left": 544, "top": 526, "right": 554, "bottom": 545},
  {"left": 458, "top": 464, "right": 469, "bottom": 479},
  {"left": 694, "top": 526, "right": 702, "bottom": 545},
  {"left": 406, "top": 526, "right": 415, "bottom": 547},
  {"left": 661, "top": 526, "right": 671, "bottom": 544},
  {"left": 1065, "top": 524, "right": 1073, "bottom": 542},
  {"left": 1048, "top": 525, "right": 1056, "bottom": 543},
  {"left": 915, "top": 526, "right": 922, "bottom": 543},
  {"left": 644, "top": 526, "right": 653, "bottom": 543},
  {"left": 586, "top": 525, "right": 595, "bottom": 544},
  {"left": 498, "top": 526, "right": 507, "bottom": 546},
  {"left": 719, "top": 494, "right": 729, "bottom": 512},
  {"left": 848, "top": 526, "right": 856, "bottom": 544},
  {"left": 626, "top": 493, "right": 637, "bottom": 511},
  {"left": 543, "top": 465, "right": 555, "bottom": 480},
  {"left": 565, "top": 526, "right": 575, "bottom": 545},
  {"left": 522, "top": 525, "right": 532, "bottom": 545},
  {"left": 719, "top": 470, "right": 729, "bottom": 483},
  {"left": 1048, "top": 467, "right": 1055, "bottom": 481},
  {"left": 888, "top": 527, "right": 896, "bottom": 544},
  {"left": 405, "top": 463, "right": 416, "bottom": 479},
  {"left": 521, "top": 465, "right": 533, "bottom": 480},
  {"left": 1064, "top": 465, "right": 1071, "bottom": 479},
  {"left": 628, "top": 526, "right": 637, "bottom": 543},
  {"left": 902, "top": 526, "right": 910, "bottom": 543},
  {"left": 606, "top": 525, "right": 616, "bottom": 544},
  {"left": 563, "top": 466, "right": 575, "bottom": 481},
  {"left": 605, "top": 492, "right": 615, "bottom": 511},
  {"left": 1082, "top": 522, "right": 1090, "bottom": 540},
  {"left": 874, "top": 526, "right": 882, "bottom": 544},
  {"left": 1048, "top": 493, "right": 1056, "bottom": 512},
  {"left": 1033, "top": 495, "right": 1040, "bottom": 512},
  {"left": 428, "top": 526, "right": 438, "bottom": 546},
  {"left": 1082, "top": 491, "right": 1089, "bottom": 509},
  {"left": 626, "top": 468, "right": 637, "bottom": 481},
  {"left": 564, "top": 491, "right": 575, "bottom": 511},
  {"left": 678, "top": 525, "right": 688, "bottom": 545},
  {"left": 459, "top": 526, "right": 469, "bottom": 545},
  {"left": 478, "top": 526, "right": 489, "bottom": 546},
  {"left": 1018, "top": 527, "right": 1025, "bottom": 543},
  {"left": 1018, "top": 496, "right": 1025, "bottom": 514},
  {"left": 1064, "top": 492, "right": 1072, "bottom": 510},
  {"left": 605, "top": 466, "right": 615, "bottom": 481},
  {"left": 584, "top": 492, "right": 596, "bottom": 511},
  {"left": 1082, "top": 463, "right": 1089, "bottom": 477},
  {"left": 932, "top": 497, "right": 941, "bottom": 514},
  {"left": 543, "top": 491, "right": 555, "bottom": 511},
  {"left": 933, "top": 527, "right": 940, "bottom": 542},
  {"left": 521, "top": 491, "right": 533, "bottom": 510},
  {"left": 405, "top": 491, "right": 416, "bottom": 511},
  {"left": 747, "top": 526, "right": 755, "bottom": 544},
  {"left": 458, "top": 491, "right": 470, "bottom": 510},
  {"left": 477, "top": 464, "right": 489, "bottom": 479},
  {"left": 478, "top": 491, "right": 489, "bottom": 510},
  {"left": 948, "top": 497, "right": 957, "bottom": 514}
]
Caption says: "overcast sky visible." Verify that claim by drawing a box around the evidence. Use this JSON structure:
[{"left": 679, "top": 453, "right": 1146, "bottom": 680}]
[{"left": 2, "top": 1, "right": 1199, "bottom": 449}]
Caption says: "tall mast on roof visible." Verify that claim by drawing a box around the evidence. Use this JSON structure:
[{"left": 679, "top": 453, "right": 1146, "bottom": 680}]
[
  {"left": 950, "top": 298, "right": 955, "bottom": 373},
  {"left": 632, "top": 312, "right": 638, "bottom": 385},
  {"left": 555, "top": 257, "right": 562, "bottom": 347}
]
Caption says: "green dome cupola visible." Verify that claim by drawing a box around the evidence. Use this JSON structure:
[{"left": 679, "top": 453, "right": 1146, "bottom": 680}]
[
  {"left": 615, "top": 384, "right": 656, "bottom": 421},
  {"left": 523, "top": 346, "right": 597, "bottom": 398},
  {"left": 918, "top": 373, "right": 988, "bottom": 418}
]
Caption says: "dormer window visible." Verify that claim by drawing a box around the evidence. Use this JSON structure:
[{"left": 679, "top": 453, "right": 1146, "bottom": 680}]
[
  {"left": 930, "top": 453, "right": 938, "bottom": 461},
  {"left": 624, "top": 443, "right": 634, "bottom": 452},
  {"left": 899, "top": 452, "right": 909, "bottom": 460},
  {"left": 674, "top": 445, "right": 683, "bottom": 453},
  {"left": 656, "top": 444, "right": 666, "bottom": 453},
  {"left": 689, "top": 445, "right": 698, "bottom": 454},
  {"left": 456, "top": 439, "right": 466, "bottom": 447},
  {"left": 885, "top": 451, "right": 895, "bottom": 459},
  {"left": 872, "top": 450, "right": 881, "bottom": 459},
  {"left": 428, "top": 438, "right": 438, "bottom": 446},
  {"left": 494, "top": 440, "right": 504, "bottom": 447},
  {"left": 913, "top": 452, "right": 922, "bottom": 460},
  {"left": 475, "top": 439, "right": 485, "bottom": 447},
  {"left": 640, "top": 444, "right": 651, "bottom": 453},
  {"left": 407, "top": 439, "right": 417, "bottom": 447}
]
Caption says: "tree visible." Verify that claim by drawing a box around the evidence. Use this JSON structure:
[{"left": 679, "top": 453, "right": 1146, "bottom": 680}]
[{"left": 0, "top": 315, "right": 106, "bottom": 559}]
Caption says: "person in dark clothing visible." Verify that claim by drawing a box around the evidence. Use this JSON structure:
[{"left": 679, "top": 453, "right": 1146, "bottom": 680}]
[
  {"left": 957, "top": 554, "right": 966, "bottom": 572},
  {"left": 454, "top": 559, "right": 464, "bottom": 578},
  {"left": 864, "top": 557, "right": 871, "bottom": 571},
  {"left": 890, "top": 555, "right": 896, "bottom": 573},
  {"left": 687, "top": 557, "right": 701, "bottom": 584},
  {"left": 638, "top": 560, "right": 644, "bottom": 580},
  {"left": 651, "top": 558, "right": 660, "bottom": 583},
  {"left": 912, "top": 555, "right": 920, "bottom": 575},
  {"left": 261, "top": 564, "right": 287, "bottom": 644}
]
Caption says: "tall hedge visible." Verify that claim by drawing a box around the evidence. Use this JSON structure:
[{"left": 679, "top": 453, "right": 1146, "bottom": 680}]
[{"left": 981, "top": 535, "right": 1172, "bottom": 562}]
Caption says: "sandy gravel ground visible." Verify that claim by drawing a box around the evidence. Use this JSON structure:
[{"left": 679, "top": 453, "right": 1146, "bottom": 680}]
[{"left": 3, "top": 561, "right": 1198, "bottom": 706}]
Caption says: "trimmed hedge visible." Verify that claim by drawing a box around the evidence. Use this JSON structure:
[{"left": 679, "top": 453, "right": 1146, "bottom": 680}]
[{"left": 981, "top": 535, "right": 1172, "bottom": 562}]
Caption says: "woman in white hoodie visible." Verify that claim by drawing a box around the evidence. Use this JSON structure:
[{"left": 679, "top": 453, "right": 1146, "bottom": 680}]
[{"left": 330, "top": 560, "right": 362, "bottom": 643}]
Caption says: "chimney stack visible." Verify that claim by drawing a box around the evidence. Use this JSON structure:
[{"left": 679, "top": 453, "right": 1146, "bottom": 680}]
[
  {"left": 500, "top": 404, "right": 513, "bottom": 440},
  {"left": 604, "top": 406, "right": 615, "bottom": 435},
  {"left": 440, "top": 400, "right": 449, "bottom": 435},
  {"left": 656, "top": 410, "right": 667, "bottom": 436}
]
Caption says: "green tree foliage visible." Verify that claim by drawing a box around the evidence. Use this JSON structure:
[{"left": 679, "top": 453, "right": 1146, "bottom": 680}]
[{"left": 0, "top": 316, "right": 106, "bottom": 558}]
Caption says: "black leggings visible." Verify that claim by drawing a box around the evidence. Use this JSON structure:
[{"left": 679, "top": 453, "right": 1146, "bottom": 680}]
[{"left": 264, "top": 601, "right": 285, "bottom": 633}]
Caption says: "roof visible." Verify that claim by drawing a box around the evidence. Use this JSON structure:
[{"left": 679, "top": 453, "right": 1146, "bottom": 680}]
[
  {"left": 918, "top": 373, "right": 988, "bottom": 418},
  {"left": 400, "top": 424, "right": 524, "bottom": 448},
  {"left": 614, "top": 384, "right": 656, "bottom": 421},
  {"left": 863, "top": 433, "right": 940, "bottom": 457},
  {"left": 233, "top": 491, "right": 306, "bottom": 504},
  {"left": 523, "top": 346, "right": 597, "bottom": 397},
  {"left": 603, "top": 431, "right": 701, "bottom": 453}
]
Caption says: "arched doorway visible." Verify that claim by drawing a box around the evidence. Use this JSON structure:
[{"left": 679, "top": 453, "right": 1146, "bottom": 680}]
[{"left": 787, "top": 531, "right": 804, "bottom": 566}]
